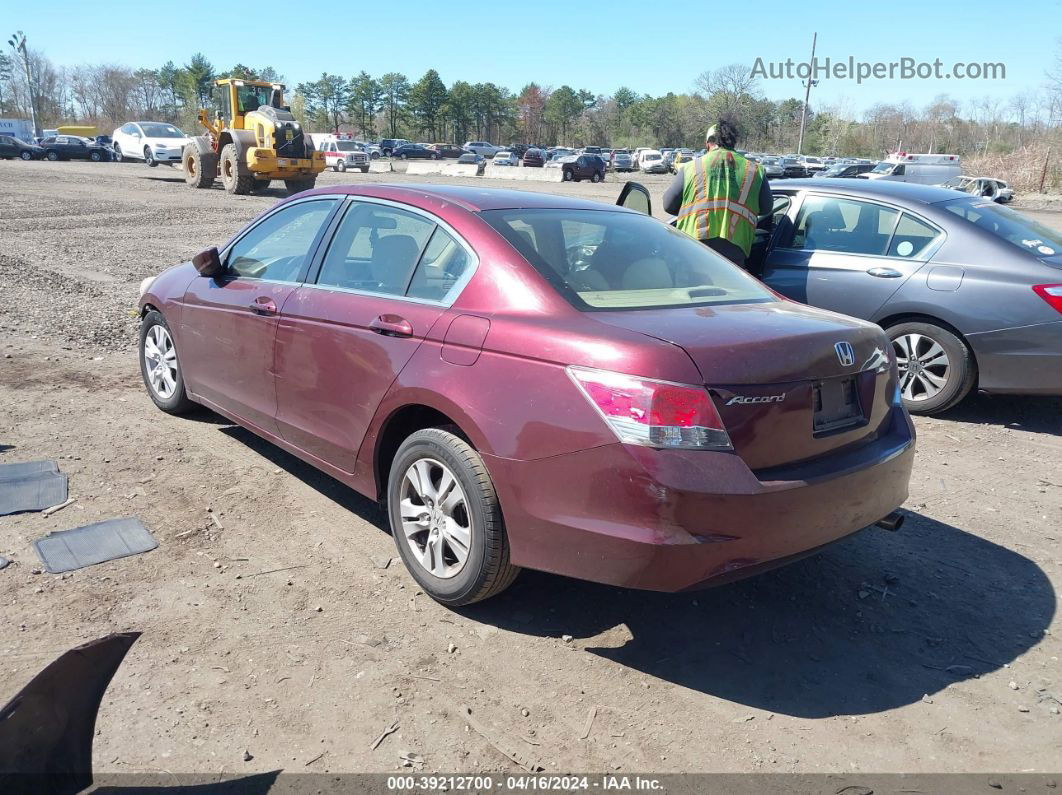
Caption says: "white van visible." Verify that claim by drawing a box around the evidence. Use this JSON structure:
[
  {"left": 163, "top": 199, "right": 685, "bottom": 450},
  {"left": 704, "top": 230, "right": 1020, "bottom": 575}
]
[{"left": 865, "top": 153, "right": 961, "bottom": 185}]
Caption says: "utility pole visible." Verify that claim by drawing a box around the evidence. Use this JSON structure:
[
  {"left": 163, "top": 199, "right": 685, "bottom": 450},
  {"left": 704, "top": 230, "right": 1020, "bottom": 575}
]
[
  {"left": 796, "top": 32, "right": 817, "bottom": 156},
  {"left": 7, "top": 31, "right": 38, "bottom": 138}
]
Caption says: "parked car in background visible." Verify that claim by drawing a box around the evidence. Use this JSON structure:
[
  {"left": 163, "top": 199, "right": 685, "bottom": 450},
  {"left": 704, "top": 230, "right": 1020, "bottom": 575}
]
[
  {"left": 759, "top": 156, "right": 784, "bottom": 179},
  {"left": 137, "top": 182, "right": 913, "bottom": 605},
  {"left": 547, "top": 147, "right": 575, "bottom": 162},
  {"left": 112, "top": 122, "right": 190, "bottom": 166},
  {"left": 611, "top": 150, "right": 634, "bottom": 172},
  {"left": 507, "top": 143, "right": 530, "bottom": 158},
  {"left": 428, "top": 143, "right": 466, "bottom": 159},
  {"left": 492, "top": 150, "right": 520, "bottom": 167},
  {"left": 779, "top": 157, "right": 808, "bottom": 178},
  {"left": 41, "top": 135, "right": 112, "bottom": 162},
  {"left": 815, "top": 162, "right": 877, "bottom": 179},
  {"left": 0, "top": 134, "right": 45, "bottom": 160},
  {"left": 800, "top": 156, "right": 826, "bottom": 172},
  {"left": 866, "top": 153, "right": 961, "bottom": 185},
  {"left": 392, "top": 143, "right": 440, "bottom": 160},
  {"left": 321, "top": 139, "right": 371, "bottom": 173},
  {"left": 639, "top": 150, "right": 666, "bottom": 174},
  {"left": 940, "top": 175, "right": 1014, "bottom": 203},
  {"left": 521, "top": 148, "right": 546, "bottom": 167},
  {"left": 671, "top": 150, "right": 695, "bottom": 173},
  {"left": 463, "top": 140, "right": 502, "bottom": 157},
  {"left": 456, "top": 152, "right": 485, "bottom": 165},
  {"left": 756, "top": 179, "right": 1062, "bottom": 413},
  {"left": 380, "top": 138, "right": 410, "bottom": 157}
]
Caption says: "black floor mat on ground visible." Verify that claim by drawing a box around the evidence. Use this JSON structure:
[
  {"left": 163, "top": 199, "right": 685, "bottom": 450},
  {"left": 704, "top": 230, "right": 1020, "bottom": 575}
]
[
  {"left": 0, "top": 465, "right": 68, "bottom": 516},
  {"left": 33, "top": 518, "right": 157, "bottom": 573}
]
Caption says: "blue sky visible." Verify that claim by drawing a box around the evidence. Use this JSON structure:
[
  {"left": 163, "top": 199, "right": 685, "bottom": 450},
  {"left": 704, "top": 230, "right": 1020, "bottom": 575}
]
[{"left": 9, "top": 0, "right": 1060, "bottom": 114}]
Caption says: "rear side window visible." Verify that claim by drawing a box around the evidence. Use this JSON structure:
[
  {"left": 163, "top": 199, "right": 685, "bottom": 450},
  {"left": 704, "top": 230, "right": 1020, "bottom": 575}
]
[
  {"left": 226, "top": 199, "right": 338, "bottom": 281},
  {"left": 316, "top": 202, "right": 434, "bottom": 296},
  {"left": 887, "top": 213, "right": 941, "bottom": 258},
  {"left": 407, "top": 228, "right": 473, "bottom": 301},
  {"left": 790, "top": 195, "right": 899, "bottom": 256}
]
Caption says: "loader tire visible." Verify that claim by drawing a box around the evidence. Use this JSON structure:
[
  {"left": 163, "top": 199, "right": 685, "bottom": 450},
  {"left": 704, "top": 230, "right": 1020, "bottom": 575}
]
[
  {"left": 220, "top": 143, "right": 254, "bottom": 195},
  {"left": 284, "top": 177, "right": 317, "bottom": 196},
  {"left": 183, "top": 146, "right": 216, "bottom": 189},
  {"left": 252, "top": 179, "right": 271, "bottom": 192}
]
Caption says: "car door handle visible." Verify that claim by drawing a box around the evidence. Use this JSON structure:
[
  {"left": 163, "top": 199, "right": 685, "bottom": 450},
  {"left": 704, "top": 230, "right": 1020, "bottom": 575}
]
[
  {"left": 867, "top": 266, "right": 903, "bottom": 278},
  {"left": 249, "top": 297, "right": 278, "bottom": 315},
  {"left": 369, "top": 314, "right": 413, "bottom": 337}
]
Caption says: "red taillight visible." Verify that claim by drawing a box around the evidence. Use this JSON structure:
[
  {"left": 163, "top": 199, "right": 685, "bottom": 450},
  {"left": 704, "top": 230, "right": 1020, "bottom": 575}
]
[
  {"left": 1034, "top": 284, "right": 1062, "bottom": 314},
  {"left": 567, "top": 367, "right": 731, "bottom": 450}
]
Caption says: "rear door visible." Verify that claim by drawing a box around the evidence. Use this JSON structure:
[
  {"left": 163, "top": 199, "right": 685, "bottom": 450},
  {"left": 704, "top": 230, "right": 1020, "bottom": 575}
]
[
  {"left": 179, "top": 197, "right": 341, "bottom": 433},
  {"left": 0, "top": 137, "right": 13, "bottom": 157},
  {"left": 274, "top": 199, "right": 476, "bottom": 471},
  {"left": 761, "top": 192, "right": 942, "bottom": 319}
]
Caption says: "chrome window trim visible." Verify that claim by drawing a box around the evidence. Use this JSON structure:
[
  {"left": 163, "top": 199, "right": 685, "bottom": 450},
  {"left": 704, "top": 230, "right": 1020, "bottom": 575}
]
[{"left": 303, "top": 195, "right": 480, "bottom": 309}]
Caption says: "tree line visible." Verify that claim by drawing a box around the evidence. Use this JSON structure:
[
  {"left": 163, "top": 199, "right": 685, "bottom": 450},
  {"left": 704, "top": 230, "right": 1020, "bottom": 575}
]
[{"left": 1, "top": 48, "right": 1060, "bottom": 189}]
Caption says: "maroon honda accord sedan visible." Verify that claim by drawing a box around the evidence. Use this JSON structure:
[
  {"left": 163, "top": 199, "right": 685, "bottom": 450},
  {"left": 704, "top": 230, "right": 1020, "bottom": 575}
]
[{"left": 138, "top": 183, "right": 915, "bottom": 605}]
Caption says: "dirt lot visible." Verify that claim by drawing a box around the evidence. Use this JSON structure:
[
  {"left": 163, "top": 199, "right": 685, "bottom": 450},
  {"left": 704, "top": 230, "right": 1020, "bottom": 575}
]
[{"left": 1, "top": 159, "right": 1060, "bottom": 777}]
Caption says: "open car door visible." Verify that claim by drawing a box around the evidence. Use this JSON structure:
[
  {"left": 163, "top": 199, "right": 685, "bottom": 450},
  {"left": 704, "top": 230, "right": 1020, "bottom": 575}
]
[{"left": 616, "top": 181, "right": 651, "bottom": 215}]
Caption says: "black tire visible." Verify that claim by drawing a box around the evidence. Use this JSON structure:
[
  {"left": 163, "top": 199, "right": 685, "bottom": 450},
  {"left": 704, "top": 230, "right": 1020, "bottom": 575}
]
[
  {"left": 220, "top": 143, "right": 254, "bottom": 195},
  {"left": 284, "top": 177, "right": 316, "bottom": 195},
  {"left": 338, "top": 160, "right": 347, "bottom": 172},
  {"left": 360, "top": 167, "right": 369, "bottom": 173},
  {"left": 144, "top": 147, "right": 158, "bottom": 167},
  {"left": 90, "top": 151, "right": 101, "bottom": 162},
  {"left": 252, "top": 178, "right": 270, "bottom": 192},
  {"left": 183, "top": 146, "right": 216, "bottom": 188},
  {"left": 113, "top": 143, "right": 124, "bottom": 162},
  {"left": 19, "top": 151, "right": 32, "bottom": 161},
  {"left": 46, "top": 151, "right": 58, "bottom": 161},
  {"left": 590, "top": 171, "right": 602, "bottom": 183},
  {"left": 388, "top": 428, "right": 519, "bottom": 606},
  {"left": 887, "top": 321, "right": 976, "bottom": 415},
  {"left": 562, "top": 169, "right": 573, "bottom": 182},
  {"left": 139, "top": 310, "right": 195, "bottom": 415}
]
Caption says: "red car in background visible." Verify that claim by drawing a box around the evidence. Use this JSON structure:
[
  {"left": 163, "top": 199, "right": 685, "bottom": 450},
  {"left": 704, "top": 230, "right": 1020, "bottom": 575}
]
[{"left": 138, "top": 183, "right": 914, "bottom": 606}]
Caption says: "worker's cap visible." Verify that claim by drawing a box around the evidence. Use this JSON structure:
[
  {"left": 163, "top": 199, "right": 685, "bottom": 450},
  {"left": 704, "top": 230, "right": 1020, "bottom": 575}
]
[{"left": 706, "top": 124, "right": 718, "bottom": 142}]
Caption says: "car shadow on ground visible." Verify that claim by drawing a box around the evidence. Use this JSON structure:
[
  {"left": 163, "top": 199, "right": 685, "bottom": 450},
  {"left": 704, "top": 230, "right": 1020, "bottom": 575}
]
[
  {"left": 464, "top": 512, "right": 1055, "bottom": 718},
  {"left": 211, "top": 421, "right": 1054, "bottom": 719},
  {"left": 938, "top": 392, "right": 1062, "bottom": 437}
]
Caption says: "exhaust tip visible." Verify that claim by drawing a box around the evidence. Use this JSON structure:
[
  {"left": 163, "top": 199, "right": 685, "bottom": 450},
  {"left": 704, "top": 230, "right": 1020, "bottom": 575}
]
[{"left": 875, "top": 511, "right": 905, "bottom": 532}]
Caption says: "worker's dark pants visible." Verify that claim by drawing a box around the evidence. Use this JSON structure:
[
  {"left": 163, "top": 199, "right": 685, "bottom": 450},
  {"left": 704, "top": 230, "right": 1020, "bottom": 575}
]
[{"left": 703, "top": 237, "right": 747, "bottom": 269}]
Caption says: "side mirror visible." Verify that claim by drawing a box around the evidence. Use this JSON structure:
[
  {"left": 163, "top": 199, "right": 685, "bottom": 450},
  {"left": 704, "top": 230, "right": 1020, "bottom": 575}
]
[
  {"left": 616, "top": 181, "right": 652, "bottom": 215},
  {"left": 192, "top": 247, "right": 224, "bottom": 277}
]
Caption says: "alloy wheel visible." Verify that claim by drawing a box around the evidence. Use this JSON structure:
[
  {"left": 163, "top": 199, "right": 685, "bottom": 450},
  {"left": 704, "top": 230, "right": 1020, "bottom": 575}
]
[
  {"left": 398, "top": 458, "right": 472, "bottom": 579},
  {"left": 143, "top": 324, "right": 179, "bottom": 399},
  {"left": 893, "top": 333, "right": 951, "bottom": 402}
]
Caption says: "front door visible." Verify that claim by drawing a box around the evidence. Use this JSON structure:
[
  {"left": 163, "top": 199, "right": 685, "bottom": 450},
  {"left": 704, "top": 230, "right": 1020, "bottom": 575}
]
[
  {"left": 761, "top": 193, "right": 940, "bottom": 319},
  {"left": 179, "top": 197, "right": 340, "bottom": 434},
  {"left": 274, "top": 200, "right": 474, "bottom": 472}
]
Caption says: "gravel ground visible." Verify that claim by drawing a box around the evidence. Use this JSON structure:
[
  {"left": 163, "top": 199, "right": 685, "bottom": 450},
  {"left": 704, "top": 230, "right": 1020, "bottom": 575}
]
[{"left": 1, "top": 159, "right": 1060, "bottom": 778}]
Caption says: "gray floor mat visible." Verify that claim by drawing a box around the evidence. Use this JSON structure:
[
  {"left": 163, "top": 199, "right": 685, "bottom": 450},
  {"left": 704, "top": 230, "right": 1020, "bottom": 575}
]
[
  {"left": 33, "top": 518, "right": 157, "bottom": 574},
  {"left": 0, "top": 460, "right": 59, "bottom": 482},
  {"left": 0, "top": 472, "right": 69, "bottom": 516}
]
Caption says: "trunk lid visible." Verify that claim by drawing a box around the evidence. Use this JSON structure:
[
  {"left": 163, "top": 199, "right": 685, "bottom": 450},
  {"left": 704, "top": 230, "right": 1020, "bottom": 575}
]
[{"left": 593, "top": 301, "right": 899, "bottom": 471}]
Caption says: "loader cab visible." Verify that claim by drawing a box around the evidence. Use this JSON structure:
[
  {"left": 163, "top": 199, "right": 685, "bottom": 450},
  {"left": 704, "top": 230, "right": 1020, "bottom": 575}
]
[{"left": 214, "top": 79, "right": 287, "bottom": 130}]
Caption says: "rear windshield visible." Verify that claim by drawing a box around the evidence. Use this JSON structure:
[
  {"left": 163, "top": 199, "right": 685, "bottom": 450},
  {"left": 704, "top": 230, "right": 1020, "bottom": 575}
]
[
  {"left": 481, "top": 209, "right": 775, "bottom": 311},
  {"left": 941, "top": 198, "right": 1062, "bottom": 261}
]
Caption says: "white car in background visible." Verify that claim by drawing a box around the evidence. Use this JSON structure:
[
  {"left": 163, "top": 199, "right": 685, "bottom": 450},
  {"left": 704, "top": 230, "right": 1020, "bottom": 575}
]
[
  {"left": 492, "top": 150, "right": 520, "bottom": 166},
  {"left": 111, "top": 121, "right": 191, "bottom": 167},
  {"left": 639, "top": 149, "right": 666, "bottom": 174},
  {"left": 463, "top": 140, "right": 502, "bottom": 157}
]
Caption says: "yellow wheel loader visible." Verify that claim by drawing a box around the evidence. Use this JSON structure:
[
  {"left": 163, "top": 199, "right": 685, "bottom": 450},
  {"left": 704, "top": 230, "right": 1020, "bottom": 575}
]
[{"left": 182, "top": 78, "right": 325, "bottom": 196}]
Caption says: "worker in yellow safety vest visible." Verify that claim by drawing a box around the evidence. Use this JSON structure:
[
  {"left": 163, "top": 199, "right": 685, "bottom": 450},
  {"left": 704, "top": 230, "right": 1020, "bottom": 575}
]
[{"left": 662, "top": 118, "right": 772, "bottom": 270}]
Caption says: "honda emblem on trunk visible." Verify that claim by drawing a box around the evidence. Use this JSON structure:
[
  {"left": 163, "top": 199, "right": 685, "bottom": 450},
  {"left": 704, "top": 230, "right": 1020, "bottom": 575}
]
[{"left": 834, "top": 342, "right": 856, "bottom": 367}]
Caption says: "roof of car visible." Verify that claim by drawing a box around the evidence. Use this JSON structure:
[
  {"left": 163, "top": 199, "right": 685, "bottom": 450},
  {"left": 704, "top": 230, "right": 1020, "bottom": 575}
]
[
  {"left": 302, "top": 183, "right": 629, "bottom": 213},
  {"left": 778, "top": 178, "right": 963, "bottom": 204}
]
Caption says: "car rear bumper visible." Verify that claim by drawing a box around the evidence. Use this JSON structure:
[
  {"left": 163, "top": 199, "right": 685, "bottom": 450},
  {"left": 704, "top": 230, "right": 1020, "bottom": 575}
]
[
  {"left": 968, "top": 319, "right": 1062, "bottom": 395},
  {"left": 486, "top": 407, "right": 915, "bottom": 592}
]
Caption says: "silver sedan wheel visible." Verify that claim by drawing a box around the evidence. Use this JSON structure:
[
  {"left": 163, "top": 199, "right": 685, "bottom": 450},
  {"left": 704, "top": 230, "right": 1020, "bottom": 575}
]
[
  {"left": 143, "top": 324, "right": 179, "bottom": 400},
  {"left": 893, "top": 333, "right": 950, "bottom": 402},
  {"left": 399, "top": 458, "right": 472, "bottom": 579}
]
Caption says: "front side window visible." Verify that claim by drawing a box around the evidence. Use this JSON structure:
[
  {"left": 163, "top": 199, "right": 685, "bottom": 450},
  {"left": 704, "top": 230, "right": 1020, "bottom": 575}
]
[
  {"left": 226, "top": 199, "right": 338, "bottom": 281},
  {"left": 790, "top": 195, "right": 899, "bottom": 256},
  {"left": 482, "top": 209, "right": 774, "bottom": 311},
  {"left": 316, "top": 202, "right": 435, "bottom": 296}
]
